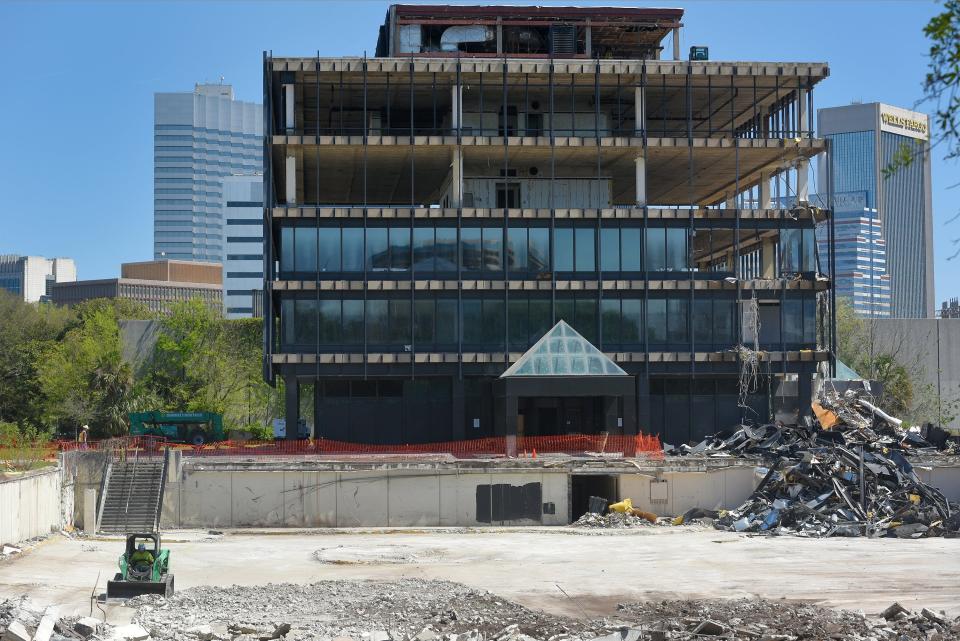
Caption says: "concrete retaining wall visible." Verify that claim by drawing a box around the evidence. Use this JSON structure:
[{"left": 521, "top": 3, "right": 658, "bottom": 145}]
[
  {"left": 162, "top": 465, "right": 570, "bottom": 528},
  {"left": 617, "top": 466, "right": 758, "bottom": 516},
  {"left": 0, "top": 468, "right": 62, "bottom": 544}
]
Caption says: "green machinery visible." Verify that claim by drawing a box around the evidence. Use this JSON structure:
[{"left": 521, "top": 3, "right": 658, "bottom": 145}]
[
  {"left": 106, "top": 533, "right": 174, "bottom": 599},
  {"left": 129, "top": 411, "right": 225, "bottom": 446}
]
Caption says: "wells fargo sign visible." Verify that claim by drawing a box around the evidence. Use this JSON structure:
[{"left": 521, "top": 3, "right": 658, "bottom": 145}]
[{"left": 879, "top": 108, "right": 929, "bottom": 140}]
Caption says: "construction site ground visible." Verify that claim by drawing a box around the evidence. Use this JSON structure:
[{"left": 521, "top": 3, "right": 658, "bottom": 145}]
[{"left": 2, "top": 527, "right": 959, "bottom": 624}]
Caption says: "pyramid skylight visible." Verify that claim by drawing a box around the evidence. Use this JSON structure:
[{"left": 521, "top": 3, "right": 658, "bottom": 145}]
[{"left": 501, "top": 320, "right": 627, "bottom": 377}]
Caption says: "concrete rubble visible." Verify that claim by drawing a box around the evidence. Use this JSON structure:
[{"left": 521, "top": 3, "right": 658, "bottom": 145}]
[
  {"left": 6, "top": 582, "right": 960, "bottom": 641},
  {"left": 664, "top": 387, "right": 960, "bottom": 537}
]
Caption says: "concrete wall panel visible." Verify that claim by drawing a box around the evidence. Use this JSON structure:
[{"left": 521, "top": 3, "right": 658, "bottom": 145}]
[
  {"left": 302, "top": 472, "right": 338, "bottom": 527},
  {"left": 336, "top": 472, "right": 389, "bottom": 527},
  {"left": 540, "top": 472, "right": 568, "bottom": 526},
  {"left": 231, "top": 471, "right": 285, "bottom": 526},
  {"left": 0, "top": 469, "right": 61, "bottom": 544},
  {"left": 438, "top": 472, "right": 460, "bottom": 526},
  {"left": 387, "top": 471, "right": 441, "bottom": 527},
  {"left": 180, "top": 471, "right": 233, "bottom": 528}
]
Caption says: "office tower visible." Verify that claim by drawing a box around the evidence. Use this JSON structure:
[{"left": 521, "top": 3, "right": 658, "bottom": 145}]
[
  {"left": 819, "top": 103, "right": 933, "bottom": 318},
  {"left": 263, "top": 4, "right": 831, "bottom": 444},
  {"left": 154, "top": 84, "right": 262, "bottom": 263}
]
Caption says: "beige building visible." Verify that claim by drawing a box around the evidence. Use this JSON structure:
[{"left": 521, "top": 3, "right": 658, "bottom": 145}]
[{"left": 49, "top": 259, "right": 222, "bottom": 314}]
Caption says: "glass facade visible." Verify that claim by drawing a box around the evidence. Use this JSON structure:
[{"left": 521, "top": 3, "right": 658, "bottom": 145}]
[
  {"left": 265, "top": 55, "right": 828, "bottom": 445},
  {"left": 154, "top": 86, "right": 263, "bottom": 263}
]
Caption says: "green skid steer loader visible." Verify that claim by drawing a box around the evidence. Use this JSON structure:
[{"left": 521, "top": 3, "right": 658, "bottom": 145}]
[{"left": 106, "top": 533, "right": 174, "bottom": 599}]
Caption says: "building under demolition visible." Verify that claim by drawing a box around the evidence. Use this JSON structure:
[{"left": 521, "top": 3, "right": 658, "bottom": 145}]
[{"left": 263, "top": 4, "right": 834, "bottom": 445}]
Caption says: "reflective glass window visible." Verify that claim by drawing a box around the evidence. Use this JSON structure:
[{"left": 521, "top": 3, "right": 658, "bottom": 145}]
[
  {"left": 621, "top": 228, "right": 642, "bottom": 271},
  {"left": 342, "top": 300, "right": 364, "bottom": 345},
  {"left": 461, "top": 228, "right": 482, "bottom": 271},
  {"left": 601, "top": 298, "right": 620, "bottom": 345},
  {"left": 318, "top": 300, "right": 341, "bottom": 343},
  {"left": 435, "top": 228, "right": 458, "bottom": 271},
  {"left": 389, "top": 299, "right": 411, "bottom": 344},
  {"left": 389, "top": 228, "right": 411, "bottom": 271},
  {"left": 507, "top": 227, "right": 528, "bottom": 272},
  {"left": 783, "top": 298, "right": 803, "bottom": 344},
  {"left": 646, "top": 228, "right": 666, "bottom": 270},
  {"left": 528, "top": 228, "right": 550, "bottom": 272},
  {"left": 600, "top": 228, "right": 620, "bottom": 271},
  {"left": 647, "top": 298, "right": 667, "bottom": 346},
  {"left": 575, "top": 228, "right": 596, "bottom": 272},
  {"left": 554, "top": 228, "right": 574, "bottom": 271},
  {"left": 482, "top": 227, "right": 503, "bottom": 270},
  {"left": 462, "top": 300, "right": 483, "bottom": 343},
  {"left": 693, "top": 299, "right": 712, "bottom": 345},
  {"left": 318, "top": 228, "right": 340, "bottom": 271},
  {"left": 414, "top": 299, "right": 435, "bottom": 344},
  {"left": 508, "top": 299, "right": 529, "bottom": 349},
  {"left": 366, "top": 228, "right": 389, "bottom": 271},
  {"left": 295, "top": 299, "right": 317, "bottom": 345},
  {"left": 666, "top": 228, "right": 688, "bottom": 271},
  {"left": 280, "top": 228, "right": 295, "bottom": 272},
  {"left": 668, "top": 298, "right": 689, "bottom": 343},
  {"left": 294, "top": 228, "right": 317, "bottom": 272},
  {"left": 436, "top": 299, "right": 458, "bottom": 344},
  {"left": 621, "top": 298, "right": 642, "bottom": 344},
  {"left": 413, "top": 228, "right": 435, "bottom": 271},
  {"left": 483, "top": 299, "right": 505, "bottom": 348},
  {"left": 342, "top": 228, "right": 364, "bottom": 271},
  {"left": 366, "top": 299, "right": 388, "bottom": 343},
  {"left": 575, "top": 296, "right": 597, "bottom": 343},
  {"left": 529, "top": 299, "right": 551, "bottom": 342}
]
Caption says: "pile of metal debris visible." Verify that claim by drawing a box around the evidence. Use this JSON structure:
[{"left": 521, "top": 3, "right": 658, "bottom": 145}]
[{"left": 667, "top": 387, "right": 960, "bottom": 537}]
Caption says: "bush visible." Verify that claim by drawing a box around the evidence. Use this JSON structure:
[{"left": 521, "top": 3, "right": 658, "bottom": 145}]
[{"left": 0, "top": 422, "right": 52, "bottom": 472}]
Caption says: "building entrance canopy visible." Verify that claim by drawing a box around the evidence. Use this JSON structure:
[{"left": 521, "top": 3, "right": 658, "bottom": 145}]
[{"left": 495, "top": 321, "right": 636, "bottom": 437}]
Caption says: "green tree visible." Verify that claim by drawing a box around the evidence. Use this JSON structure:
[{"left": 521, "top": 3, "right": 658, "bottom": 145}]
[
  {"left": 37, "top": 299, "right": 153, "bottom": 437},
  {"left": 0, "top": 290, "right": 74, "bottom": 430},
  {"left": 146, "top": 300, "right": 278, "bottom": 430}
]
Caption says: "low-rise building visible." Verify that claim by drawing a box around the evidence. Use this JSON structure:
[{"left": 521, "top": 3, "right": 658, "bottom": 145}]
[
  {"left": 49, "top": 259, "right": 222, "bottom": 314},
  {"left": 0, "top": 255, "right": 76, "bottom": 302}
]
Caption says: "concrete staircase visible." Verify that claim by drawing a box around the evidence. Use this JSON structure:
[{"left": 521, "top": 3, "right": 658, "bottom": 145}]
[{"left": 98, "top": 456, "right": 167, "bottom": 533}]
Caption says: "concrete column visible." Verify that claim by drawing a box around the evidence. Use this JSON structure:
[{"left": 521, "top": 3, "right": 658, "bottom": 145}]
[
  {"left": 451, "top": 85, "right": 462, "bottom": 131},
  {"left": 285, "top": 155, "right": 297, "bottom": 205},
  {"left": 762, "top": 237, "right": 776, "bottom": 278},
  {"left": 83, "top": 488, "right": 97, "bottom": 532},
  {"left": 634, "top": 86, "right": 646, "bottom": 136},
  {"left": 496, "top": 18, "right": 503, "bottom": 56},
  {"left": 672, "top": 27, "right": 681, "bottom": 60},
  {"left": 284, "top": 376, "right": 299, "bottom": 440},
  {"left": 450, "top": 148, "right": 463, "bottom": 207},
  {"left": 724, "top": 193, "right": 736, "bottom": 210},
  {"left": 759, "top": 172, "right": 772, "bottom": 209},
  {"left": 798, "top": 88, "right": 808, "bottom": 137},
  {"left": 796, "top": 159, "right": 810, "bottom": 203},
  {"left": 585, "top": 20, "right": 592, "bottom": 58},
  {"left": 283, "top": 84, "right": 295, "bottom": 132},
  {"left": 635, "top": 154, "right": 647, "bottom": 207}
]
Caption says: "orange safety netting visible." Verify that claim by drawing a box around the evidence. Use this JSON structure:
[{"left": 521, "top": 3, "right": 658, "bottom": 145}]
[{"left": 57, "top": 433, "right": 662, "bottom": 459}]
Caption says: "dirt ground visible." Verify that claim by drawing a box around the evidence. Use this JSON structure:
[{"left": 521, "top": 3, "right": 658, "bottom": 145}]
[{"left": 1, "top": 527, "right": 958, "bottom": 623}]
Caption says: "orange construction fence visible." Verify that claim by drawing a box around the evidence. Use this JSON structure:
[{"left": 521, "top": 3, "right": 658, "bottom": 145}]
[{"left": 57, "top": 433, "right": 662, "bottom": 459}]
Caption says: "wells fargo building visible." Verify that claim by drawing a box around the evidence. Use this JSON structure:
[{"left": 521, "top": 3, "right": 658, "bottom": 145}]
[{"left": 263, "top": 5, "right": 833, "bottom": 445}]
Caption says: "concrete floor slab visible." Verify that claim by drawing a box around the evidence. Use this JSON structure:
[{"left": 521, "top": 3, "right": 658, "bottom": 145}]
[{"left": 0, "top": 528, "right": 957, "bottom": 623}]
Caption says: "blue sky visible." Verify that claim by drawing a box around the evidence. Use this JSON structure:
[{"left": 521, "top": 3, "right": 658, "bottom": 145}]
[{"left": 1, "top": 1, "right": 957, "bottom": 301}]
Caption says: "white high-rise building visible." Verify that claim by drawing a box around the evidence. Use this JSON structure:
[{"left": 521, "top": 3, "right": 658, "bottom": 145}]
[
  {"left": 222, "top": 173, "right": 264, "bottom": 318},
  {"left": 0, "top": 255, "right": 76, "bottom": 302},
  {"left": 154, "top": 83, "right": 262, "bottom": 263}
]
